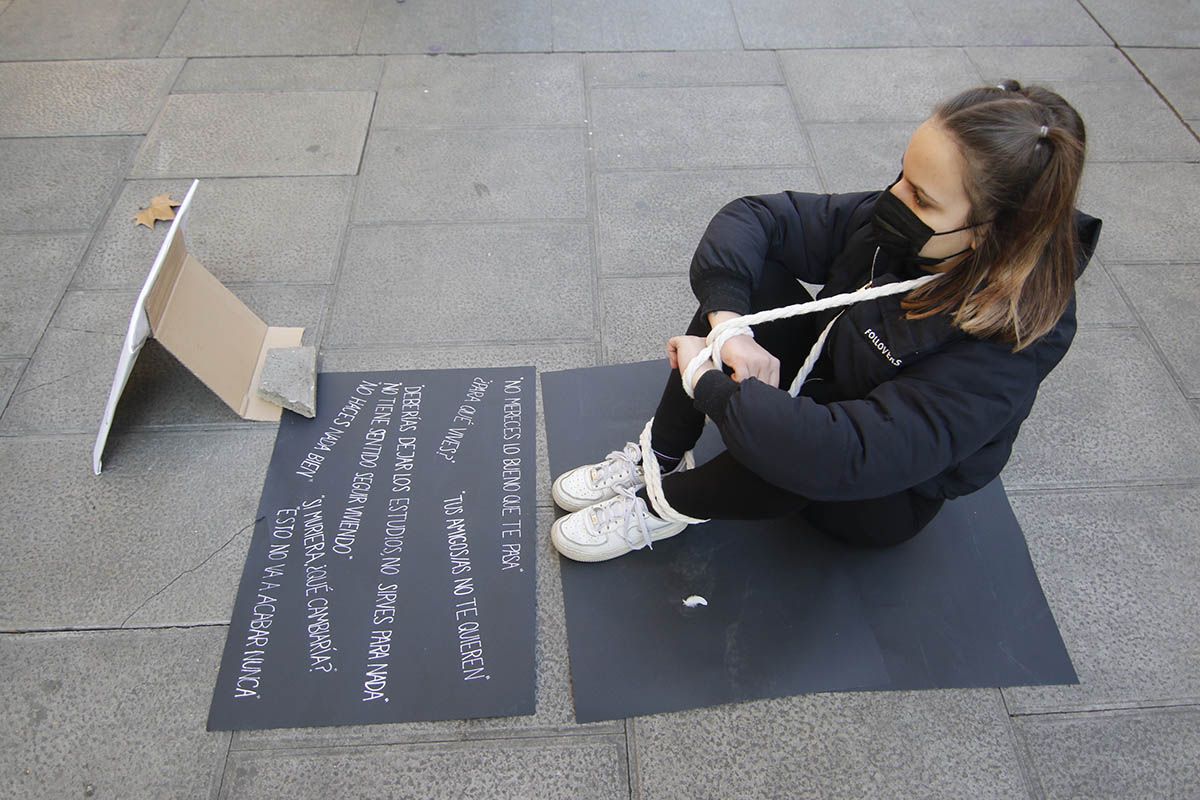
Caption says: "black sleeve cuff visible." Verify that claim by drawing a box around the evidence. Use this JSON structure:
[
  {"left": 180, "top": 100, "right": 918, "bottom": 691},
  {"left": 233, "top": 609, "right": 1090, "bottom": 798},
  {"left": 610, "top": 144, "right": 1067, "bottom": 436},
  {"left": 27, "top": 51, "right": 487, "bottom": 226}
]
[
  {"left": 692, "top": 276, "right": 752, "bottom": 319},
  {"left": 692, "top": 369, "right": 739, "bottom": 424}
]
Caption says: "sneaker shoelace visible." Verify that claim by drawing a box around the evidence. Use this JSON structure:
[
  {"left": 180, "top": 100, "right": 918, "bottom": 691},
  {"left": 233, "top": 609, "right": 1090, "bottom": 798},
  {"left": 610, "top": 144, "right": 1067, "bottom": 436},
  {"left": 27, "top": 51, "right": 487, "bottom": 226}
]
[
  {"left": 588, "top": 442, "right": 642, "bottom": 489},
  {"left": 582, "top": 483, "right": 656, "bottom": 551}
]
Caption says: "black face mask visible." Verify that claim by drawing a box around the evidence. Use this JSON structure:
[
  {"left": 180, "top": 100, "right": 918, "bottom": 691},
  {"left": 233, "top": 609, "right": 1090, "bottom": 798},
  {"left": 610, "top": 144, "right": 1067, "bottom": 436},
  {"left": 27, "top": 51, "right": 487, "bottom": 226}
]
[{"left": 870, "top": 177, "right": 978, "bottom": 269}]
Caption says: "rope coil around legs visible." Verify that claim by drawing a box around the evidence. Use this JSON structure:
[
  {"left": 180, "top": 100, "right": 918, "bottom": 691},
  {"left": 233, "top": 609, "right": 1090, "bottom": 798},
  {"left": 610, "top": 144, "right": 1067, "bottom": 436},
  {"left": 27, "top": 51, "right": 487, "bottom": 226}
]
[{"left": 641, "top": 273, "right": 940, "bottom": 527}]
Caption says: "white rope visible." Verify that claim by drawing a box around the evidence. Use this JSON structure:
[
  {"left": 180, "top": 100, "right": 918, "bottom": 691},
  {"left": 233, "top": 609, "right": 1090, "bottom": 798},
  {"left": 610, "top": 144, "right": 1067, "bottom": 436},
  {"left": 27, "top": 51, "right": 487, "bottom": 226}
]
[{"left": 645, "top": 271, "right": 940, "bottom": 526}]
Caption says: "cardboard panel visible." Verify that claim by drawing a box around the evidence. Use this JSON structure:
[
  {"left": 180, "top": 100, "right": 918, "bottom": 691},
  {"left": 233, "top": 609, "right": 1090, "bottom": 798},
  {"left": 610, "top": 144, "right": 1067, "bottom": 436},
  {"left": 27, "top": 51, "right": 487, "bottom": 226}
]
[{"left": 542, "top": 361, "right": 1077, "bottom": 723}]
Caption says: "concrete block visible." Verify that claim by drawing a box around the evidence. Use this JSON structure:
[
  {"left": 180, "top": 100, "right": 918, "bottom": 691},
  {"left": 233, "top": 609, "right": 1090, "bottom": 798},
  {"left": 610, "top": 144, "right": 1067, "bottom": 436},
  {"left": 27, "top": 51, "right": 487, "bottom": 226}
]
[
  {"left": 806, "top": 122, "right": 914, "bottom": 192},
  {"left": 0, "top": 287, "right": 327, "bottom": 435},
  {"left": 634, "top": 689, "right": 1027, "bottom": 799},
  {"left": 552, "top": 0, "right": 741, "bottom": 51},
  {"left": 586, "top": 50, "right": 782, "bottom": 87},
  {"left": 0, "top": 59, "right": 182, "bottom": 137},
  {"left": 358, "top": 0, "right": 552, "bottom": 54},
  {"left": 375, "top": 54, "right": 584, "bottom": 127},
  {"left": 0, "top": 359, "right": 24, "bottom": 414},
  {"left": 730, "top": 0, "right": 926, "bottom": 48},
  {"left": 601, "top": 275, "right": 696, "bottom": 363},
  {"left": 257, "top": 346, "right": 317, "bottom": 417},
  {"left": 1014, "top": 707, "right": 1200, "bottom": 798},
  {"left": 222, "top": 735, "right": 628, "bottom": 798},
  {"left": 589, "top": 85, "right": 807, "bottom": 170},
  {"left": 966, "top": 45, "right": 1138, "bottom": 83},
  {"left": 0, "top": 430, "right": 275, "bottom": 629},
  {"left": 232, "top": 510, "right": 619, "bottom": 748},
  {"left": 132, "top": 92, "right": 374, "bottom": 178},
  {"left": 1003, "top": 327, "right": 1200, "bottom": 488},
  {"left": 160, "top": 0, "right": 370, "bottom": 56},
  {"left": 908, "top": 0, "right": 1108, "bottom": 46},
  {"left": 779, "top": 48, "right": 981, "bottom": 122},
  {"left": 74, "top": 177, "right": 354, "bottom": 287},
  {"left": 1074, "top": 261, "right": 1136, "bottom": 328},
  {"left": 1128, "top": 48, "right": 1200, "bottom": 119},
  {"left": 1109, "top": 263, "right": 1200, "bottom": 396},
  {"left": 0, "top": 233, "right": 89, "bottom": 357},
  {"left": 174, "top": 55, "right": 384, "bottom": 93},
  {"left": 0, "top": 0, "right": 186, "bottom": 60},
  {"left": 1080, "top": 163, "right": 1200, "bottom": 263},
  {"left": 1077, "top": 0, "right": 1200, "bottom": 46},
  {"left": 327, "top": 223, "right": 593, "bottom": 346},
  {"left": 0, "top": 136, "right": 138, "bottom": 234},
  {"left": 0, "top": 628, "right": 231, "bottom": 800},
  {"left": 596, "top": 168, "right": 816, "bottom": 277},
  {"left": 354, "top": 128, "right": 587, "bottom": 222},
  {"left": 1006, "top": 487, "right": 1200, "bottom": 713},
  {"left": 1048, "top": 80, "right": 1200, "bottom": 162}
]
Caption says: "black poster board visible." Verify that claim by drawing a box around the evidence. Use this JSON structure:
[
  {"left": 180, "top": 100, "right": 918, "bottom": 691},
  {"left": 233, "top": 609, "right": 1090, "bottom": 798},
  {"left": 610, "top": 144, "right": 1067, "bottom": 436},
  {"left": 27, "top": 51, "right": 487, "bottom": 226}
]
[
  {"left": 208, "top": 369, "right": 537, "bottom": 731},
  {"left": 542, "top": 361, "right": 1076, "bottom": 723}
]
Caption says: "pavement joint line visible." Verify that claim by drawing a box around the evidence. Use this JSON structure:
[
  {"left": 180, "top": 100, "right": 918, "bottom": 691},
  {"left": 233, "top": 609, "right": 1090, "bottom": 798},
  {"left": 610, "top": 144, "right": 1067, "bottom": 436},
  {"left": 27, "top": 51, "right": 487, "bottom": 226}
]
[
  {"left": 624, "top": 717, "right": 642, "bottom": 800},
  {"left": 775, "top": 49, "right": 829, "bottom": 192},
  {"left": 1, "top": 622, "right": 229, "bottom": 636},
  {"left": 119, "top": 516, "right": 262, "bottom": 629},
  {"left": 1007, "top": 701, "right": 1200, "bottom": 718},
  {"left": 367, "top": 122, "right": 590, "bottom": 130},
  {"left": 154, "top": 0, "right": 190, "bottom": 60},
  {"left": 352, "top": 2, "right": 372, "bottom": 57},
  {"left": 1106, "top": 264, "right": 1199, "bottom": 403},
  {"left": 215, "top": 732, "right": 236, "bottom": 800},
  {"left": 348, "top": 217, "right": 592, "bottom": 228},
  {"left": 1004, "top": 478, "right": 1200, "bottom": 494},
  {"left": 995, "top": 690, "right": 1039, "bottom": 800},
  {"left": 581, "top": 54, "right": 607, "bottom": 351},
  {"left": 228, "top": 729, "right": 629, "bottom": 755},
  {"left": 594, "top": 162, "right": 816, "bottom": 174}
]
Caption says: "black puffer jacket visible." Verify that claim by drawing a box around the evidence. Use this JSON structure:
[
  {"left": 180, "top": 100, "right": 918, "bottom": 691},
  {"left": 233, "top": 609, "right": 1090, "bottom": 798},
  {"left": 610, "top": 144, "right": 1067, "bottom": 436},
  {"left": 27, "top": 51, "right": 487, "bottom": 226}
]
[{"left": 688, "top": 190, "right": 1102, "bottom": 502}]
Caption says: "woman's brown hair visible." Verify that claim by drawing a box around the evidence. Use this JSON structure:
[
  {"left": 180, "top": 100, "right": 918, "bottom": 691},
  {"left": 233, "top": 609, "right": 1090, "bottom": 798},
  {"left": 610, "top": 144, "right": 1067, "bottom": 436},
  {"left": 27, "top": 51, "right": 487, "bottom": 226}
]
[{"left": 902, "top": 80, "right": 1087, "bottom": 350}]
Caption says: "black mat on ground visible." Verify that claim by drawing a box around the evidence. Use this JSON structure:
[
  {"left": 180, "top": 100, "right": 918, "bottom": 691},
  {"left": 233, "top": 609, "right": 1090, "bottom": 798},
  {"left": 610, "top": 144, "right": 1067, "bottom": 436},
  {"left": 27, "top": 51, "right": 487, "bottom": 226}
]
[
  {"left": 542, "top": 360, "right": 1076, "bottom": 723},
  {"left": 209, "top": 369, "right": 536, "bottom": 731}
]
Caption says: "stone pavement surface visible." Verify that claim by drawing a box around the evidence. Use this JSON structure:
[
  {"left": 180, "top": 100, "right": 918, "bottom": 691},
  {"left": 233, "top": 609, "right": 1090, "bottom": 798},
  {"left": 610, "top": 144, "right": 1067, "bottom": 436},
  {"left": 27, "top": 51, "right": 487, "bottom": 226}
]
[{"left": 1, "top": 1, "right": 1198, "bottom": 798}]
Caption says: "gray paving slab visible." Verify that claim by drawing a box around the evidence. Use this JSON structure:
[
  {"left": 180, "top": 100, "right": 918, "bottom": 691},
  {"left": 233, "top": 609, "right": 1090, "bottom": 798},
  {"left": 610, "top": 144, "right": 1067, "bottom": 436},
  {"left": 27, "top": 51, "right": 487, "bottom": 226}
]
[
  {"left": 0, "top": 358, "right": 24, "bottom": 413},
  {"left": 589, "top": 85, "right": 808, "bottom": 170},
  {"left": 596, "top": 167, "right": 817, "bottom": 276},
  {"left": 0, "top": 58, "right": 182, "bottom": 137},
  {"left": 0, "top": 287, "right": 327, "bottom": 435},
  {"left": 1014, "top": 707, "right": 1200, "bottom": 799},
  {"left": 160, "top": 0, "right": 369, "bottom": 56},
  {"left": 634, "top": 689, "right": 1028, "bottom": 799},
  {"left": 1109, "top": 263, "right": 1200, "bottom": 397},
  {"left": 806, "top": 122, "right": 913, "bottom": 192},
  {"left": 601, "top": 275, "right": 696, "bottom": 363},
  {"left": 552, "top": 0, "right": 741, "bottom": 51},
  {"left": 908, "top": 0, "right": 1108, "bottom": 46},
  {"left": 0, "top": 0, "right": 187, "bottom": 60},
  {"left": 358, "top": 0, "right": 553, "bottom": 54},
  {"left": 1074, "top": 260, "right": 1137, "bottom": 328},
  {"left": 230, "top": 509, "right": 620, "bottom": 748},
  {"left": 0, "top": 136, "right": 138, "bottom": 234},
  {"left": 375, "top": 54, "right": 584, "bottom": 128},
  {"left": 1005, "top": 487, "right": 1200, "bottom": 714},
  {"left": 327, "top": 223, "right": 593, "bottom": 347},
  {"left": 0, "top": 627, "right": 231, "bottom": 800},
  {"left": 779, "top": 48, "right": 982, "bottom": 123},
  {"left": 1080, "top": 162, "right": 1200, "bottom": 264},
  {"left": 0, "top": 232, "right": 89, "bottom": 357},
  {"left": 966, "top": 45, "right": 1139, "bottom": 83},
  {"left": 74, "top": 177, "right": 354, "bottom": 287},
  {"left": 730, "top": 0, "right": 926, "bottom": 48},
  {"left": 1127, "top": 48, "right": 1200, "bottom": 120},
  {"left": 174, "top": 55, "right": 384, "bottom": 93},
  {"left": 257, "top": 345, "right": 317, "bottom": 417},
  {"left": 1048, "top": 80, "right": 1200, "bottom": 162},
  {"left": 1003, "top": 327, "right": 1200, "bottom": 488},
  {"left": 222, "top": 735, "right": 629, "bottom": 799},
  {"left": 132, "top": 91, "right": 374, "bottom": 178},
  {"left": 1078, "top": 0, "right": 1200, "bottom": 46},
  {"left": 0, "top": 430, "right": 275, "bottom": 629},
  {"left": 354, "top": 128, "right": 587, "bottom": 222},
  {"left": 586, "top": 50, "right": 782, "bottom": 87}
]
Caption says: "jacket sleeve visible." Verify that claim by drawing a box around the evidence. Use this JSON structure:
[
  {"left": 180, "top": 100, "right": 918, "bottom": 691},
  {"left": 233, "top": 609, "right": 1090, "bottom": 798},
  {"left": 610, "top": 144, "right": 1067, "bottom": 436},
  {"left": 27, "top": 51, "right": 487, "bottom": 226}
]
[
  {"left": 690, "top": 338, "right": 1039, "bottom": 501},
  {"left": 689, "top": 191, "right": 880, "bottom": 317}
]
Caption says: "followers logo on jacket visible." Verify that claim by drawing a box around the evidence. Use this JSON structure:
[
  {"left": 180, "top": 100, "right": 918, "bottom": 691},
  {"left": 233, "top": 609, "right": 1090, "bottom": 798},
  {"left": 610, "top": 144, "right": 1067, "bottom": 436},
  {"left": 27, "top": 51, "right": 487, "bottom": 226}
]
[{"left": 863, "top": 328, "right": 902, "bottom": 367}]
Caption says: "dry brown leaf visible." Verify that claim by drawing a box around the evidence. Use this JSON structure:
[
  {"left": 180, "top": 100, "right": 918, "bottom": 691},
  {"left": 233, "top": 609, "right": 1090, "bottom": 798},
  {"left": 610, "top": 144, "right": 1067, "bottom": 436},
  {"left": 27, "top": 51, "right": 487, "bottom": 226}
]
[{"left": 132, "top": 193, "right": 183, "bottom": 229}]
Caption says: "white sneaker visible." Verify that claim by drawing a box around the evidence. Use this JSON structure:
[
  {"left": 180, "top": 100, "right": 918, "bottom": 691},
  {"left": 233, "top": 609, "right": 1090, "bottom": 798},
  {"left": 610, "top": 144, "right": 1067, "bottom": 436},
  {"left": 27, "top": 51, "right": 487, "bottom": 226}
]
[
  {"left": 551, "top": 485, "right": 688, "bottom": 562},
  {"left": 552, "top": 442, "right": 690, "bottom": 512}
]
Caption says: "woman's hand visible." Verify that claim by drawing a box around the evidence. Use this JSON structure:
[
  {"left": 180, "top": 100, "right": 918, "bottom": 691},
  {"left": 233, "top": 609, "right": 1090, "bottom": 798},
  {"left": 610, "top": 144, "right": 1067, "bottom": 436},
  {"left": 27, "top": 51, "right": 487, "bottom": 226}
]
[
  {"left": 717, "top": 334, "right": 780, "bottom": 387},
  {"left": 667, "top": 335, "right": 708, "bottom": 373}
]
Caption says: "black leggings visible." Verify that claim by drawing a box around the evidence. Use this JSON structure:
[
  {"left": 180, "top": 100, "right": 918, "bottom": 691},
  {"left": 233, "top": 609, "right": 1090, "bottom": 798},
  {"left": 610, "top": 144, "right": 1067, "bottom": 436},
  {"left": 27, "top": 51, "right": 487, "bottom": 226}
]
[{"left": 642, "top": 267, "right": 943, "bottom": 548}]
